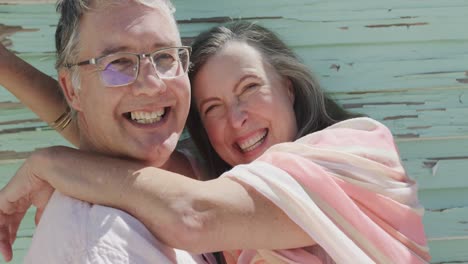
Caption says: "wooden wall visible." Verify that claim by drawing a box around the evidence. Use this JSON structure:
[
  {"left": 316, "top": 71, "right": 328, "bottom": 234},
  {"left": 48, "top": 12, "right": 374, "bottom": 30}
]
[{"left": 0, "top": 0, "right": 467, "bottom": 263}]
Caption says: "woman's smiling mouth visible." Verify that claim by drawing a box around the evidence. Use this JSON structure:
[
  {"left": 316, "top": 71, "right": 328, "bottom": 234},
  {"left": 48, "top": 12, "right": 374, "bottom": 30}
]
[{"left": 236, "top": 129, "right": 268, "bottom": 153}]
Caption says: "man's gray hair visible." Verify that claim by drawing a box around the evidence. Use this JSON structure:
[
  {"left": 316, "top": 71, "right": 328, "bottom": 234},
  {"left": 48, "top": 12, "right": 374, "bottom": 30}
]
[{"left": 55, "top": 0, "right": 176, "bottom": 89}]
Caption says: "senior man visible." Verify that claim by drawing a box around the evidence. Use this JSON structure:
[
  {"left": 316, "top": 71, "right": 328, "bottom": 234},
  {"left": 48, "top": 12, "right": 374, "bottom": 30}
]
[{"left": 0, "top": 0, "right": 213, "bottom": 263}]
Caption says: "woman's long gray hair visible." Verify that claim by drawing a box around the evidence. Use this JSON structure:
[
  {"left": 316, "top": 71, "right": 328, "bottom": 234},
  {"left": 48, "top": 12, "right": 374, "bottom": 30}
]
[{"left": 187, "top": 21, "right": 359, "bottom": 177}]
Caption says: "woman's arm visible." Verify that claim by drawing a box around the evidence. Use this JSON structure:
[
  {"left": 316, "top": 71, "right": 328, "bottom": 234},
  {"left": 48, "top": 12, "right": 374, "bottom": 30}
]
[
  {"left": 0, "top": 44, "right": 79, "bottom": 146},
  {"left": 3, "top": 146, "right": 314, "bottom": 254},
  {"left": 119, "top": 167, "right": 315, "bottom": 253}
]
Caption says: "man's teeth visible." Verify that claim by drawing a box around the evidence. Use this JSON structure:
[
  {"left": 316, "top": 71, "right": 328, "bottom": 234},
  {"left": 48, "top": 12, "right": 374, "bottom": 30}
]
[
  {"left": 238, "top": 130, "right": 267, "bottom": 152},
  {"left": 130, "top": 109, "right": 165, "bottom": 124}
]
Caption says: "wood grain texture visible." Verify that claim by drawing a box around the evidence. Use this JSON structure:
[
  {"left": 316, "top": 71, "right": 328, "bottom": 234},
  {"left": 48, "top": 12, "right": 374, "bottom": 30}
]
[{"left": 1, "top": 1, "right": 467, "bottom": 263}]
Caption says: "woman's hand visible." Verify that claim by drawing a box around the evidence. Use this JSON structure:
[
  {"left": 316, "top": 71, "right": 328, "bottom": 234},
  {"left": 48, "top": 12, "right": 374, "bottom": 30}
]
[{"left": 0, "top": 151, "right": 54, "bottom": 262}]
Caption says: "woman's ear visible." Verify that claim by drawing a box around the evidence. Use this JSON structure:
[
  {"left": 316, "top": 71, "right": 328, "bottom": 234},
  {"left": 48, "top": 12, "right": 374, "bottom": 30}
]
[
  {"left": 285, "top": 78, "right": 295, "bottom": 104},
  {"left": 58, "top": 69, "right": 82, "bottom": 111}
]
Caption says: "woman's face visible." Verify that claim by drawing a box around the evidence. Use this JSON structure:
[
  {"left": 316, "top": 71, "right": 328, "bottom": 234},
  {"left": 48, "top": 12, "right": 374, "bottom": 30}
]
[{"left": 193, "top": 41, "right": 297, "bottom": 166}]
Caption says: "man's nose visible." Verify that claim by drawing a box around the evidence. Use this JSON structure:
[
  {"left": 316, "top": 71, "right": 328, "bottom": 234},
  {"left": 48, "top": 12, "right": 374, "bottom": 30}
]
[
  {"left": 131, "top": 57, "right": 166, "bottom": 96},
  {"left": 228, "top": 102, "right": 248, "bottom": 129}
]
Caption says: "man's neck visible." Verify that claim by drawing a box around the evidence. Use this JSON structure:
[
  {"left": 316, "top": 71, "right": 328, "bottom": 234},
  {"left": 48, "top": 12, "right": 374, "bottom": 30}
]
[
  {"left": 76, "top": 115, "right": 197, "bottom": 179},
  {"left": 79, "top": 136, "right": 198, "bottom": 180}
]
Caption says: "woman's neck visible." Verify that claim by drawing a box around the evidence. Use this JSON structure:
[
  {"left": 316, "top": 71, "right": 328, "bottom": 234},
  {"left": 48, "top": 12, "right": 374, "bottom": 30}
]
[{"left": 163, "top": 150, "right": 198, "bottom": 179}]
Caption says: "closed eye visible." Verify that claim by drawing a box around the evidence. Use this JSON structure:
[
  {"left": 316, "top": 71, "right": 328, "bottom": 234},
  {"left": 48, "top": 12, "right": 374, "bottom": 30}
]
[
  {"left": 154, "top": 53, "right": 175, "bottom": 63},
  {"left": 240, "top": 83, "right": 260, "bottom": 97},
  {"left": 111, "top": 58, "right": 129, "bottom": 64},
  {"left": 102, "top": 55, "right": 135, "bottom": 71},
  {"left": 204, "top": 104, "right": 219, "bottom": 115}
]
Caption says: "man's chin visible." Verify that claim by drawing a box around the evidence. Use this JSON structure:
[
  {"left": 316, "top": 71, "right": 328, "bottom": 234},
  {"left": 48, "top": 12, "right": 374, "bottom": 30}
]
[
  {"left": 124, "top": 133, "right": 181, "bottom": 167},
  {"left": 138, "top": 145, "right": 176, "bottom": 168}
]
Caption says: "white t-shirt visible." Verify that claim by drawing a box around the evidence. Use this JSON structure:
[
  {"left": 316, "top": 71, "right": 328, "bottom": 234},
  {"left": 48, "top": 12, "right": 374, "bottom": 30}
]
[{"left": 24, "top": 191, "right": 214, "bottom": 264}]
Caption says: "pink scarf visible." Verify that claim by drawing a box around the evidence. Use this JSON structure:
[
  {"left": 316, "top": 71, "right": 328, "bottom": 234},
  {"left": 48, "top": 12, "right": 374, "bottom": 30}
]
[{"left": 223, "top": 118, "right": 430, "bottom": 264}]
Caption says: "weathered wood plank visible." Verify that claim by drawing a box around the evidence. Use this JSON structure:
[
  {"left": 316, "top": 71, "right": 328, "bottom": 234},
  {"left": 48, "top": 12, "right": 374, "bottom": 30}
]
[
  {"left": 420, "top": 188, "right": 468, "bottom": 212},
  {"left": 1, "top": 0, "right": 467, "bottom": 263},
  {"left": 428, "top": 238, "right": 468, "bottom": 263},
  {"left": 2, "top": 2, "right": 467, "bottom": 93},
  {"left": 424, "top": 207, "right": 468, "bottom": 263}
]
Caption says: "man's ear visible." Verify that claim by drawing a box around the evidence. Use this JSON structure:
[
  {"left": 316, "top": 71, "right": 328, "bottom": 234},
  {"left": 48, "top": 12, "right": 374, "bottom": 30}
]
[{"left": 58, "top": 69, "right": 82, "bottom": 111}]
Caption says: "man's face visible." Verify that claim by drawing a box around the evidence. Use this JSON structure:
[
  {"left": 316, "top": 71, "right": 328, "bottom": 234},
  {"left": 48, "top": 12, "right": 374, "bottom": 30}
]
[{"left": 67, "top": 2, "right": 190, "bottom": 167}]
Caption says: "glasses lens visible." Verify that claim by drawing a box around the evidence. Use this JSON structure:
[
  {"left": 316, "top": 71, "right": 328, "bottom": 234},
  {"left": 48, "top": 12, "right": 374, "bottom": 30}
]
[
  {"left": 152, "top": 48, "right": 189, "bottom": 78},
  {"left": 100, "top": 54, "right": 138, "bottom": 87}
]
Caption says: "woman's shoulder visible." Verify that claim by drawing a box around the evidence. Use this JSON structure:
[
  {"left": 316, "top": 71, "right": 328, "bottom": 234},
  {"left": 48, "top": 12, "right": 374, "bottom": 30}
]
[
  {"left": 296, "top": 117, "right": 397, "bottom": 152},
  {"left": 325, "top": 117, "right": 390, "bottom": 133}
]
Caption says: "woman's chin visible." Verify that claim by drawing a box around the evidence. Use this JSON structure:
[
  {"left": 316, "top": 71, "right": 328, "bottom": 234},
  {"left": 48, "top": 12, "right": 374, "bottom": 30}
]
[{"left": 239, "top": 140, "right": 271, "bottom": 163}]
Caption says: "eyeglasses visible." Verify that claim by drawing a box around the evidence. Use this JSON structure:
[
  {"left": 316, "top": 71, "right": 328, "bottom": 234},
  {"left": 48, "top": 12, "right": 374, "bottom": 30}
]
[{"left": 65, "top": 46, "right": 191, "bottom": 87}]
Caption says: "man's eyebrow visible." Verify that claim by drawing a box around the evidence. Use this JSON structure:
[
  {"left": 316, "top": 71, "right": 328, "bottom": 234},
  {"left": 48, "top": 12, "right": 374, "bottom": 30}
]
[
  {"left": 100, "top": 46, "right": 130, "bottom": 57},
  {"left": 99, "top": 42, "right": 180, "bottom": 57}
]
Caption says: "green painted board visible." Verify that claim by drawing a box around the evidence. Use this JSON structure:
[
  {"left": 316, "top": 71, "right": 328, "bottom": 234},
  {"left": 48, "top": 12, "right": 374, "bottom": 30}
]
[{"left": 1, "top": 1, "right": 467, "bottom": 263}]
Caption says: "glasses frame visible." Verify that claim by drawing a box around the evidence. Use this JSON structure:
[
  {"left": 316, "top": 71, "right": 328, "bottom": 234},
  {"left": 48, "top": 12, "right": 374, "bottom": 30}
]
[{"left": 65, "top": 46, "right": 192, "bottom": 87}]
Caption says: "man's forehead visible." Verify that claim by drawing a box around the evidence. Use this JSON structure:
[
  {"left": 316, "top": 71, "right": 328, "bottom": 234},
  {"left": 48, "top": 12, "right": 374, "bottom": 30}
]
[
  {"left": 94, "top": 29, "right": 181, "bottom": 56},
  {"left": 79, "top": 1, "right": 181, "bottom": 56},
  {"left": 84, "top": 0, "right": 174, "bottom": 25},
  {"left": 89, "top": 0, "right": 173, "bottom": 12}
]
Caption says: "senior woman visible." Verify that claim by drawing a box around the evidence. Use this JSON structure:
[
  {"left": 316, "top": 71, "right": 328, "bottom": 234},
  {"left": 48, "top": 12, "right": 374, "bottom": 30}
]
[{"left": 0, "top": 21, "right": 430, "bottom": 263}]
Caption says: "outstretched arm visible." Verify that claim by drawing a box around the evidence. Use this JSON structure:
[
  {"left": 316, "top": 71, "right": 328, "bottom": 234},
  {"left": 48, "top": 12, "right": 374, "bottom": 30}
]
[
  {"left": 0, "top": 44, "right": 79, "bottom": 146},
  {"left": 0, "top": 146, "right": 314, "bottom": 260}
]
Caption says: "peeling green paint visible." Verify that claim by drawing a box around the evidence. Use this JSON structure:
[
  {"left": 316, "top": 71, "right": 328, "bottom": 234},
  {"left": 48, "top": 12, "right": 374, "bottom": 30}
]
[{"left": 1, "top": 1, "right": 467, "bottom": 263}]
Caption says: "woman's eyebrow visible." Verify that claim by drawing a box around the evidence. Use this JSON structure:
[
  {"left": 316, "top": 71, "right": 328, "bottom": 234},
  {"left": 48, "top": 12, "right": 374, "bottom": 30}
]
[
  {"left": 234, "top": 74, "right": 260, "bottom": 91},
  {"left": 198, "top": 74, "right": 262, "bottom": 109},
  {"left": 198, "top": 97, "right": 219, "bottom": 110}
]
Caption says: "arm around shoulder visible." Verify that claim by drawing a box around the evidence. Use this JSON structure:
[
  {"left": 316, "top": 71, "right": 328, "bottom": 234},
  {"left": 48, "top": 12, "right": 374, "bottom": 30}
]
[
  {"left": 119, "top": 168, "right": 315, "bottom": 253},
  {"left": 0, "top": 44, "right": 79, "bottom": 146},
  {"left": 12, "top": 146, "right": 314, "bottom": 254}
]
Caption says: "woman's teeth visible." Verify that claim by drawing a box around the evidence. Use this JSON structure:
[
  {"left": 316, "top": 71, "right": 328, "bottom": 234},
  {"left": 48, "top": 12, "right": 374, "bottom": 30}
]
[
  {"left": 130, "top": 109, "right": 165, "bottom": 124},
  {"left": 238, "top": 130, "right": 267, "bottom": 152}
]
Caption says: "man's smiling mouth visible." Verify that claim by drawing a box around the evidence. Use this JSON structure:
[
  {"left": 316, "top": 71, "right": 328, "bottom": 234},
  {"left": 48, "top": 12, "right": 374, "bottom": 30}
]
[{"left": 123, "top": 108, "right": 169, "bottom": 125}]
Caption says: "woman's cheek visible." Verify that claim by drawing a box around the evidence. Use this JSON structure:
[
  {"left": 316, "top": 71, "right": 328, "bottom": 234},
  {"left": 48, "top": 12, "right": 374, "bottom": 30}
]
[{"left": 203, "top": 119, "right": 223, "bottom": 143}]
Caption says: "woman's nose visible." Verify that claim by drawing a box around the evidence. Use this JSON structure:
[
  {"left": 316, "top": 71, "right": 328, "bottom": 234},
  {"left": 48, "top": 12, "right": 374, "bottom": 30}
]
[{"left": 228, "top": 102, "right": 248, "bottom": 129}]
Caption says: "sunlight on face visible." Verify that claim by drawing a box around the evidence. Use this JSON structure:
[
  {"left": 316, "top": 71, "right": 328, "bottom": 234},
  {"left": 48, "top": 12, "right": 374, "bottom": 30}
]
[
  {"left": 73, "top": 2, "right": 190, "bottom": 168},
  {"left": 193, "top": 41, "right": 297, "bottom": 166}
]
